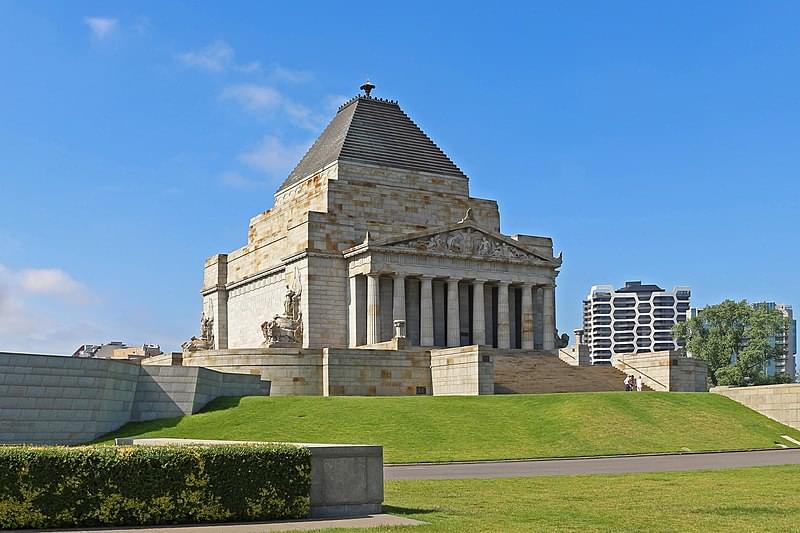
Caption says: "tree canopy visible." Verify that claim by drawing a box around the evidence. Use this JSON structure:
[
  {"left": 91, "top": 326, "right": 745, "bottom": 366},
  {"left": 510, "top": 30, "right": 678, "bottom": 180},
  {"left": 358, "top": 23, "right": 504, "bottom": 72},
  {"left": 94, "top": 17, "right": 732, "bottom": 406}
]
[{"left": 673, "top": 300, "right": 789, "bottom": 386}]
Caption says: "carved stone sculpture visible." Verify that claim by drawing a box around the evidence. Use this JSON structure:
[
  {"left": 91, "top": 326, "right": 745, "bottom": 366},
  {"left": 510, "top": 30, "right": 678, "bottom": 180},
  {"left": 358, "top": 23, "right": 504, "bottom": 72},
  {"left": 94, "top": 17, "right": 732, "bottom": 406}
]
[
  {"left": 557, "top": 331, "right": 570, "bottom": 349},
  {"left": 458, "top": 207, "right": 474, "bottom": 224},
  {"left": 261, "top": 285, "right": 303, "bottom": 347},
  {"left": 404, "top": 229, "right": 534, "bottom": 261},
  {"left": 200, "top": 314, "right": 214, "bottom": 347},
  {"left": 182, "top": 312, "right": 214, "bottom": 354}
]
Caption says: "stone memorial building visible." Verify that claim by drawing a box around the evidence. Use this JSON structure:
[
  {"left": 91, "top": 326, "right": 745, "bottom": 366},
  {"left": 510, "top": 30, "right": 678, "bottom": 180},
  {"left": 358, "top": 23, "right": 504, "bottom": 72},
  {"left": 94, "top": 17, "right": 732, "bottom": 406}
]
[
  {"left": 200, "top": 82, "right": 562, "bottom": 354},
  {"left": 170, "top": 82, "right": 668, "bottom": 397}
]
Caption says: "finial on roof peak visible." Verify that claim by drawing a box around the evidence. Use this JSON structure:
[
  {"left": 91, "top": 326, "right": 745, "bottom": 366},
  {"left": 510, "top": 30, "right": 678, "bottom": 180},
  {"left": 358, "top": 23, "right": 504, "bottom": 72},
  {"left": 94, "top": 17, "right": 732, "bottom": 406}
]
[{"left": 360, "top": 79, "right": 375, "bottom": 97}]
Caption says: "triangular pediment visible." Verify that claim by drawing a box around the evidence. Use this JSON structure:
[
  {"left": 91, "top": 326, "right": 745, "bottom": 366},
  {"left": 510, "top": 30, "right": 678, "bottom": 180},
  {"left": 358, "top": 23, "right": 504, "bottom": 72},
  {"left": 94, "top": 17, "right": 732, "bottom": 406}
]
[{"left": 379, "top": 222, "right": 557, "bottom": 264}]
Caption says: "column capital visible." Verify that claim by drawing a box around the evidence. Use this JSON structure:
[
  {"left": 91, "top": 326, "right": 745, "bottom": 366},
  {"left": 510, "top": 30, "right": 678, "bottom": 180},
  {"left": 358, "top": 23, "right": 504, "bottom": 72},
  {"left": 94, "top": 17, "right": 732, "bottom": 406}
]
[
  {"left": 472, "top": 278, "right": 488, "bottom": 284},
  {"left": 366, "top": 272, "right": 381, "bottom": 278},
  {"left": 520, "top": 282, "right": 535, "bottom": 289},
  {"left": 418, "top": 274, "right": 435, "bottom": 280},
  {"left": 391, "top": 272, "right": 405, "bottom": 279},
  {"left": 496, "top": 280, "right": 511, "bottom": 287}
]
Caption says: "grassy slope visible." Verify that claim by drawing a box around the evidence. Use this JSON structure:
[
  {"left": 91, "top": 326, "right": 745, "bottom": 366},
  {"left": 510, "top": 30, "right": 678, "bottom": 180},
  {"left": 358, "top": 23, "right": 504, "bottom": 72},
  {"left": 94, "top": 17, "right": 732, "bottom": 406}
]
[
  {"left": 103, "top": 392, "right": 800, "bottom": 463},
  {"left": 325, "top": 466, "right": 800, "bottom": 532}
]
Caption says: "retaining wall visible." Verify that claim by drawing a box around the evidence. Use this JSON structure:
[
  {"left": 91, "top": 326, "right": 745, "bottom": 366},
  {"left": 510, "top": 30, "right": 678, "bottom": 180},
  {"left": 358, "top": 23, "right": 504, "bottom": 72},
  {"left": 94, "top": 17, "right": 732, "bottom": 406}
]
[
  {"left": 613, "top": 351, "right": 707, "bottom": 392},
  {"left": 712, "top": 384, "right": 800, "bottom": 431},
  {"left": 177, "top": 348, "right": 324, "bottom": 396},
  {"left": 0, "top": 352, "right": 269, "bottom": 444},
  {"left": 323, "top": 348, "right": 432, "bottom": 396}
]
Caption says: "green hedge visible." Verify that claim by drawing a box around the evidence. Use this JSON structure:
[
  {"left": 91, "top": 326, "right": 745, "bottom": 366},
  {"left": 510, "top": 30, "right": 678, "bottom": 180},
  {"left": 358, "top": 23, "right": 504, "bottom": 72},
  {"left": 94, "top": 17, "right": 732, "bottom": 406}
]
[{"left": 0, "top": 444, "right": 311, "bottom": 529}]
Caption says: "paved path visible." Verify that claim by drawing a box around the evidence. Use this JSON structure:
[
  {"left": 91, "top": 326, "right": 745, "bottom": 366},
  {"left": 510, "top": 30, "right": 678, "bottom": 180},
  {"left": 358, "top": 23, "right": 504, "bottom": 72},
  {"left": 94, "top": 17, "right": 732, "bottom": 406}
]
[
  {"left": 20, "top": 515, "right": 426, "bottom": 533},
  {"left": 384, "top": 449, "right": 800, "bottom": 480}
]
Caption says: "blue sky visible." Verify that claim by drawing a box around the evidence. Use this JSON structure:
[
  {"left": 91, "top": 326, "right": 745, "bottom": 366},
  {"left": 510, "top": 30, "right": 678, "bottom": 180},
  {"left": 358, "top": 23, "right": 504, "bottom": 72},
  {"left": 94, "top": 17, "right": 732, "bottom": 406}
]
[{"left": 1, "top": 2, "right": 798, "bottom": 362}]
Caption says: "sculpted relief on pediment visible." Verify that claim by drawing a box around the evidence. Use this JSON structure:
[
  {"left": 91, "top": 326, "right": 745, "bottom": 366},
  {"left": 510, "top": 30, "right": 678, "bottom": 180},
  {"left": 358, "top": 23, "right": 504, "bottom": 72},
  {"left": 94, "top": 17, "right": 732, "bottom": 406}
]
[{"left": 396, "top": 228, "right": 539, "bottom": 261}]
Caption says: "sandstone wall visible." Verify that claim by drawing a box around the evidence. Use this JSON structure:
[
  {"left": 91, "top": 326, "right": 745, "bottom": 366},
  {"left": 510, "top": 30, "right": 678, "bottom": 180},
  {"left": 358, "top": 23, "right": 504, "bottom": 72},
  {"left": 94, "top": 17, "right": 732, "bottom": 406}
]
[
  {"left": 207, "top": 161, "right": 510, "bottom": 292},
  {"left": 305, "top": 254, "right": 349, "bottom": 348},
  {"left": 712, "top": 384, "right": 800, "bottom": 431},
  {"left": 322, "top": 348, "right": 432, "bottom": 396},
  {"left": 430, "top": 346, "right": 494, "bottom": 396},
  {"left": 181, "top": 348, "right": 324, "bottom": 396},
  {"left": 325, "top": 161, "right": 500, "bottom": 245},
  {"left": 223, "top": 268, "right": 286, "bottom": 348},
  {"left": 613, "top": 351, "right": 707, "bottom": 392}
]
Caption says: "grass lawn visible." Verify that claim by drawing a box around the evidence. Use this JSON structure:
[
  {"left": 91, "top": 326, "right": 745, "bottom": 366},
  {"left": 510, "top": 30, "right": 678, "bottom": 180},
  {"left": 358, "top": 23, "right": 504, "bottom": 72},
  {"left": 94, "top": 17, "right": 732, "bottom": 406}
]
[
  {"left": 320, "top": 465, "right": 800, "bottom": 532},
  {"left": 101, "top": 392, "right": 800, "bottom": 463}
]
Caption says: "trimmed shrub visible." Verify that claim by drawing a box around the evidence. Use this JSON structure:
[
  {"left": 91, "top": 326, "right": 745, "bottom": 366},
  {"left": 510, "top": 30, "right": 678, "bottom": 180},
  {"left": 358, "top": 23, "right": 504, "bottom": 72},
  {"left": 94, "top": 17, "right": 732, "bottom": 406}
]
[{"left": 0, "top": 444, "right": 311, "bottom": 529}]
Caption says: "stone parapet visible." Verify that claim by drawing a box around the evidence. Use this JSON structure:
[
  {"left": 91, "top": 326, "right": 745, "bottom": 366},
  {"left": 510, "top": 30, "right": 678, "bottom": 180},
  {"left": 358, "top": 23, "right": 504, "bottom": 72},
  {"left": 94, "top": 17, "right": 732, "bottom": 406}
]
[
  {"left": 182, "top": 348, "right": 324, "bottom": 396},
  {"left": 0, "top": 352, "right": 269, "bottom": 444},
  {"left": 712, "top": 384, "right": 800, "bottom": 431},
  {"left": 612, "top": 351, "right": 707, "bottom": 392}
]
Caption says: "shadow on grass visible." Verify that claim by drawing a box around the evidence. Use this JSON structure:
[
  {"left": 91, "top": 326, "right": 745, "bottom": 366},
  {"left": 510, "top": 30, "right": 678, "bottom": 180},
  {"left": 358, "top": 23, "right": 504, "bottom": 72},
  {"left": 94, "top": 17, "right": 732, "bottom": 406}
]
[
  {"left": 92, "top": 416, "right": 184, "bottom": 443},
  {"left": 200, "top": 396, "right": 244, "bottom": 413},
  {"left": 93, "top": 397, "right": 247, "bottom": 444},
  {"left": 383, "top": 505, "right": 439, "bottom": 516}
]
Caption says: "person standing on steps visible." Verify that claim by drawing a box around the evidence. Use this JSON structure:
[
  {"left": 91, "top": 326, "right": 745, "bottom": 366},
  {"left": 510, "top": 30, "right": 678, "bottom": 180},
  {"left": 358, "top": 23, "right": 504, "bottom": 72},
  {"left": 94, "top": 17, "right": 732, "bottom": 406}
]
[{"left": 636, "top": 375, "right": 643, "bottom": 392}]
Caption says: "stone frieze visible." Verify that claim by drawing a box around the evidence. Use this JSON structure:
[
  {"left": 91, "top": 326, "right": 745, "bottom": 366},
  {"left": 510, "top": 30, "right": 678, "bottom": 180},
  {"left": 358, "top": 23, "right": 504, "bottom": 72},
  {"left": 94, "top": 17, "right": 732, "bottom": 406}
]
[{"left": 398, "top": 228, "right": 534, "bottom": 260}]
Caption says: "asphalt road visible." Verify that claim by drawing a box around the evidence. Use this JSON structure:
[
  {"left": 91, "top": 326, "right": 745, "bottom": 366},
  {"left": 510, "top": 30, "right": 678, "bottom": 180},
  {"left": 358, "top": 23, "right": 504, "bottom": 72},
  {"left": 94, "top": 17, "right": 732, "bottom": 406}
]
[{"left": 384, "top": 448, "right": 800, "bottom": 480}]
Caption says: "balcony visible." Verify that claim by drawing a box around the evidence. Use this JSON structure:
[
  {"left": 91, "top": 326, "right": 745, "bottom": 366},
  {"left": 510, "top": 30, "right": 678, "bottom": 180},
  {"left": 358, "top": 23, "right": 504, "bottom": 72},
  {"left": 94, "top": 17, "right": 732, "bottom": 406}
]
[
  {"left": 613, "top": 309, "right": 636, "bottom": 320},
  {"left": 612, "top": 297, "right": 636, "bottom": 308},
  {"left": 614, "top": 332, "right": 635, "bottom": 342}
]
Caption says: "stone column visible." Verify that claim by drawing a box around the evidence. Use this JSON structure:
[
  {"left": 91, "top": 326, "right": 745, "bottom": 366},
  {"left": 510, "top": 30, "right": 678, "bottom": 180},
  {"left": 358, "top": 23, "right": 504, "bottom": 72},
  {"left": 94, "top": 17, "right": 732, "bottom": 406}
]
[
  {"left": 348, "top": 276, "right": 359, "bottom": 347},
  {"left": 521, "top": 283, "right": 535, "bottom": 350},
  {"left": 542, "top": 284, "right": 556, "bottom": 350},
  {"left": 496, "top": 281, "right": 511, "bottom": 349},
  {"left": 419, "top": 275, "right": 435, "bottom": 346},
  {"left": 446, "top": 278, "right": 461, "bottom": 347},
  {"left": 392, "top": 274, "right": 406, "bottom": 326},
  {"left": 366, "top": 274, "right": 381, "bottom": 345},
  {"left": 472, "top": 280, "right": 486, "bottom": 346}
]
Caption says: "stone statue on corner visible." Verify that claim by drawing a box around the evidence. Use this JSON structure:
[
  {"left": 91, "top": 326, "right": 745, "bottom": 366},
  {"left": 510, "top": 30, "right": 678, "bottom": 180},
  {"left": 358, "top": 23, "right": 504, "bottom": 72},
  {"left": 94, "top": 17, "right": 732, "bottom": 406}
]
[
  {"left": 556, "top": 331, "right": 569, "bottom": 349},
  {"left": 261, "top": 284, "right": 303, "bottom": 347},
  {"left": 182, "top": 312, "right": 214, "bottom": 353}
]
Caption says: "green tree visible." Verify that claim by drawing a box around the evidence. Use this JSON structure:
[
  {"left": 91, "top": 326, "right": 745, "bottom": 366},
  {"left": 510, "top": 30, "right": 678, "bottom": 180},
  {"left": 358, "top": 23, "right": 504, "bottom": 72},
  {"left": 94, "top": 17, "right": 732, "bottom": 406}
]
[{"left": 673, "top": 300, "right": 788, "bottom": 386}]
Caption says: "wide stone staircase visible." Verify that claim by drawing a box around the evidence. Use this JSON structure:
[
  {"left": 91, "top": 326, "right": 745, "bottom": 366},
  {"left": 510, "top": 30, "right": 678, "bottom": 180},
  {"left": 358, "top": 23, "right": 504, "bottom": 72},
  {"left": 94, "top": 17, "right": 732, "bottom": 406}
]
[{"left": 493, "top": 351, "right": 644, "bottom": 394}]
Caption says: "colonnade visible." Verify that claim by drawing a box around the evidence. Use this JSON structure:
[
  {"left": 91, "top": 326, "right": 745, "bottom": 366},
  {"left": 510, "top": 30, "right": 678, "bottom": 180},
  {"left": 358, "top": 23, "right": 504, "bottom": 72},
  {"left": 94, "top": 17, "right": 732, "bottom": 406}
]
[{"left": 350, "top": 273, "right": 556, "bottom": 350}]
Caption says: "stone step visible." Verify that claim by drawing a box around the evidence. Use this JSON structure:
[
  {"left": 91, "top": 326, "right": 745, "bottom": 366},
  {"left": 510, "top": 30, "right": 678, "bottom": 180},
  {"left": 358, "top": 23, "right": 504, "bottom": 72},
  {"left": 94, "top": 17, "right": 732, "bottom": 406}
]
[{"left": 492, "top": 354, "right": 651, "bottom": 394}]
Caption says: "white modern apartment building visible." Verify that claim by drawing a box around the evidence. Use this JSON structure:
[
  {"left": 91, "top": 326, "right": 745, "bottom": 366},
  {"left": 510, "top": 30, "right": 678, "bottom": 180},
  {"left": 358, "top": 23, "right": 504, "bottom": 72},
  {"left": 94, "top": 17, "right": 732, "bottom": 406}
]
[
  {"left": 760, "top": 302, "right": 796, "bottom": 379},
  {"left": 582, "top": 281, "right": 691, "bottom": 365}
]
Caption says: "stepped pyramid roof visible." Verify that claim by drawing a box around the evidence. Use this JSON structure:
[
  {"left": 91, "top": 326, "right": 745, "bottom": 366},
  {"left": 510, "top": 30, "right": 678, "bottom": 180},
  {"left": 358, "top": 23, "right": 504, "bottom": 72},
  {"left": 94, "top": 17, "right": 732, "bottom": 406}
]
[{"left": 278, "top": 86, "right": 467, "bottom": 192}]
